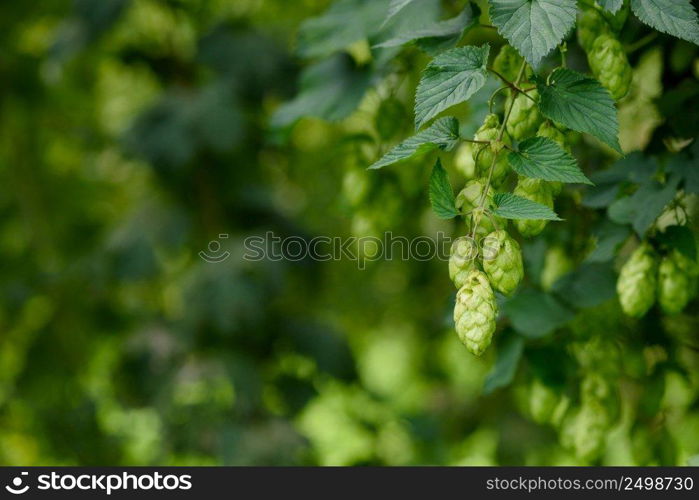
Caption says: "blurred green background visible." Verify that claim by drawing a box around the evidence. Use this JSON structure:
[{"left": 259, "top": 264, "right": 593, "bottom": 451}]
[{"left": 1, "top": 0, "right": 698, "bottom": 466}]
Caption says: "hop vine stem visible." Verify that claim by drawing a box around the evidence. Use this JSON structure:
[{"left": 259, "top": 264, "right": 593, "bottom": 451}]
[{"left": 470, "top": 60, "right": 528, "bottom": 240}]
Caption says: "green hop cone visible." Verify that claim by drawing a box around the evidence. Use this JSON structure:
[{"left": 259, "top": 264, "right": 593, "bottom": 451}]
[
  {"left": 506, "top": 90, "right": 543, "bottom": 141},
  {"left": 454, "top": 142, "right": 476, "bottom": 179},
  {"left": 577, "top": 7, "right": 611, "bottom": 52},
  {"left": 472, "top": 114, "right": 511, "bottom": 187},
  {"left": 513, "top": 178, "right": 554, "bottom": 238},
  {"left": 528, "top": 379, "right": 559, "bottom": 425},
  {"left": 482, "top": 229, "right": 523, "bottom": 295},
  {"left": 492, "top": 45, "right": 531, "bottom": 82},
  {"left": 453, "top": 270, "right": 497, "bottom": 356},
  {"left": 455, "top": 179, "right": 506, "bottom": 237},
  {"left": 449, "top": 237, "right": 478, "bottom": 289},
  {"left": 658, "top": 249, "right": 698, "bottom": 314},
  {"left": 616, "top": 242, "right": 658, "bottom": 318},
  {"left": 562, "top": 400, "right": 610, "bottom": 463},
  {"left": 588, "top": 34, "right": 632, "bottom": 100},
  {"left": 540, "top": 246, "right": 573, "bottom": 291}
]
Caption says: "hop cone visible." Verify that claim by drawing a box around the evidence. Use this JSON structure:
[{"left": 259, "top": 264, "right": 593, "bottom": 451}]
[
  {"left": 577, "top": 7, "right": 610, "bottom": 52},
  {"left": 540, "top": 246, "right": 573, "bottom": 291},
  {"left": 617, "top": 243, "right": 658, "bottom": 317},
  {"left": 453, "top": 270, "right": 497, "bottom": 356},
  {"left": 455, "top": 179, "right": 506, "bottom": 236},
  {"left": 528, "top": 379, "right": 569, "bottom": 426},
  {"left": 492, "top": 45, "right": 530, "bottom": 82},
  {"left": 453, "top": 142, "right": 476, "bottom": 179},
  {"left": 562, "top": 400, "right": 610, "bottom": 462},
  {"left": 506, "top": 90, "right": 543, "bottom": 141},
  {"left": 472, "top": 114, "right": 511, "bottom": 187},
  {"left": 588, "top": 34, "right": 632, "bottom": 100},
  {"left": 449, "top": 238, "right": 477, "bottom": 289},
  {"left": 658, "top": 249, "right": 698, "bottom": 314},
  {"left": 482, "top": 230, "right": 523, "bottom": 295},
  {"left": 513, "top": 178, "right": 554, "bottom": 238}
]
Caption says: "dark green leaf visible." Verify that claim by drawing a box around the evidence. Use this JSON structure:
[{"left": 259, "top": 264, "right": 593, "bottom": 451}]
[
  {"left": 536, "top": 68, "right": 622, "bottom": 153},
  {"left": 607, "top": 176, "right": 681, "bottom": 235},
  {"left": 414, "top": 44, "right": 490, "bottom": 130},
  {"left": 599, "top": 0, "right": 624, "bottom": 13},
  {"left": 375, "top": 5, "right": 480, "bottom": 54},
  {"left": 657, "top": 225, "right": 697, "bottom": 261},
  {"left": 492, "top": 193, "right": 562, "bottom": 220},
  {"left": 369, "top": 117, "right": 461, "bottom": 169},
  {"left": 271, "top": 55, "right": 371, "bottom": 127},
  {"left": 552, "top": 262, "right": 618, "bottom": 308},
  {"left": 503, "top": 289, "right": 574, "bottom": 338},
  {"left": 586, "top": 222, "right": 632, "bottom": 262},
  {"left": 296, "top": 0, "right": 390, "bottom": 59},
  {"left": 489, "top": 0, "right": 578, "bottom": 67},
  {"left": 630, "top": 0, "right": 699, "bottom": 45},
  {"left": 508, "top": 137, "right": 592, "bottom": 184},
  {"left": 429, "top": 159, "right": 459, "bottom": 219},
  {"left": 483, "top": 334, "right": 524, "bottom": 394}
]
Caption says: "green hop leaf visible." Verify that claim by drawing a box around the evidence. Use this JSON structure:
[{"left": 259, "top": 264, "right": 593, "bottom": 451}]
[
  {"left": 369, "top": 117, "right": 460, "bottom": 169},
  {"left": 658, "top": 249, "right": 698, "bottom": 314},
  {"left": 630, "top": 0, "right": 699, "bottom": 45},
  {"left": 599, "top": 0, "right": 624, "bottom": 14},
  {"left": 588, "top": 34, "right": 633, "bottom": 100},
  {"left": 535, "top": 68, "right": 622, "bottom": 153},
  {"left": 449, "top": 237, "right": 478, "bottom": 288},
  {"left": 482, "top": 229, "right": 524, "bottom": 295},
  {"left": 616, "top": 242, "right": 658, "bottom": 317},
  {"left": 414, "top": 44, "right": 490, "bottom": 130},
  {"left": 429, "top": 159, "right": 459, "bottom": 219},
  {"left": 453, "top": 270, "right": 498, "bottom": 356},
  {"left": 473, "top": 114, "right": 511, "bottom": 187},
  {"left": 488, "top": 0, "right": 578, "bottom": 67},
  {"left": 506, "top": 89, "right": 543, "bottom": 141},
  {"left": 508, "top": 137, "right": 592, "bottom": 185},
  {"left": 511, "top": 178, "right": 557, "bottom": 236}
]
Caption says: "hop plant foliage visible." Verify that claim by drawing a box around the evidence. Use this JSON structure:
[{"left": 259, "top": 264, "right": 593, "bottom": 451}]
[
  {"left": 513, "top": 178, "right": 555, "bottom": 237},
  {"left": 472, "top": 114, "right": 511, "bottom": 187},
  {"left": 449, "top": 238, "right": 477, "bottom": 288},
  {"left": 453, "top": 270, "right": 498, "bottom": 356},
  {"left": 506, "top": 90, "right": 543, "bottom": 141}
]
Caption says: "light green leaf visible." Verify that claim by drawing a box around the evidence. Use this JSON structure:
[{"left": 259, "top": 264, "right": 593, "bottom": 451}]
[
  {"left": 508, "top": 137, "right": 592, "bottom": 184},
  {"left": 369, "top": 117, "right": 461, "bottom": 169},
  {"left": 414, "top": 44, "right": 490, "bottom": 130},
  {"left": 384, "top": 0, "right": 417, "bottom": 24},
  {"left": 599, "top": 0, "right": 624, "bottom": 13},
  {"left": 374, "top": 5, "right": 480, "bottom": 54},
  {"left": 271, "top": 55, "right": 371, "bottom": 127},
  {"left": 483, "top": 334, "right": 524, "bottom": 394},
  {"left": 429, "top": 159, "right": 459, "bottom": 219},
  {"left": 536, "top": 68, "right": 622, "bottom": 153},
  {"left": 488, "top": 0, "right": 578, "bottom": 67},
  {"left": 297, "top": 0, "right": 390, "bottom": 59},
  {"left": 492, "top": 193, "right": 563, "bottom": 220},
  {"left": 630, "top": 0, "right": 699, "bottom": 45}
]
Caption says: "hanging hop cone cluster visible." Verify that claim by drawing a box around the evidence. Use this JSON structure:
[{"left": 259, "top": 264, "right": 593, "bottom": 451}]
[{"left": 617, "top": 241, "right": 698, "bottom": 318}]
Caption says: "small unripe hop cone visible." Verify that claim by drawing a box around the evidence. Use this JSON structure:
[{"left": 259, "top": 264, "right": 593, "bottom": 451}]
[
  {"left": 449, "top": 237, "right": 478, "bottom": 289},
  {"left": 453, "top": 270, "right": 497, "bottom": 356},
  {"left": 617, "top": 243, "right": 658, "bottom": 317},
  {"left": 588, "top": 34, "right": 632, "bottom": 100},
  {"left": 456, "top": 179, "right": 506, "bottom": 237},
  {"left": 658, "top": 249, "right": 698, "bottom": 314},
  {"left": 472, "top": 114, "right": 511, "bottom": 187},
  {"left": 482, "top": 229, "right": 524, "bottom": 296}
]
